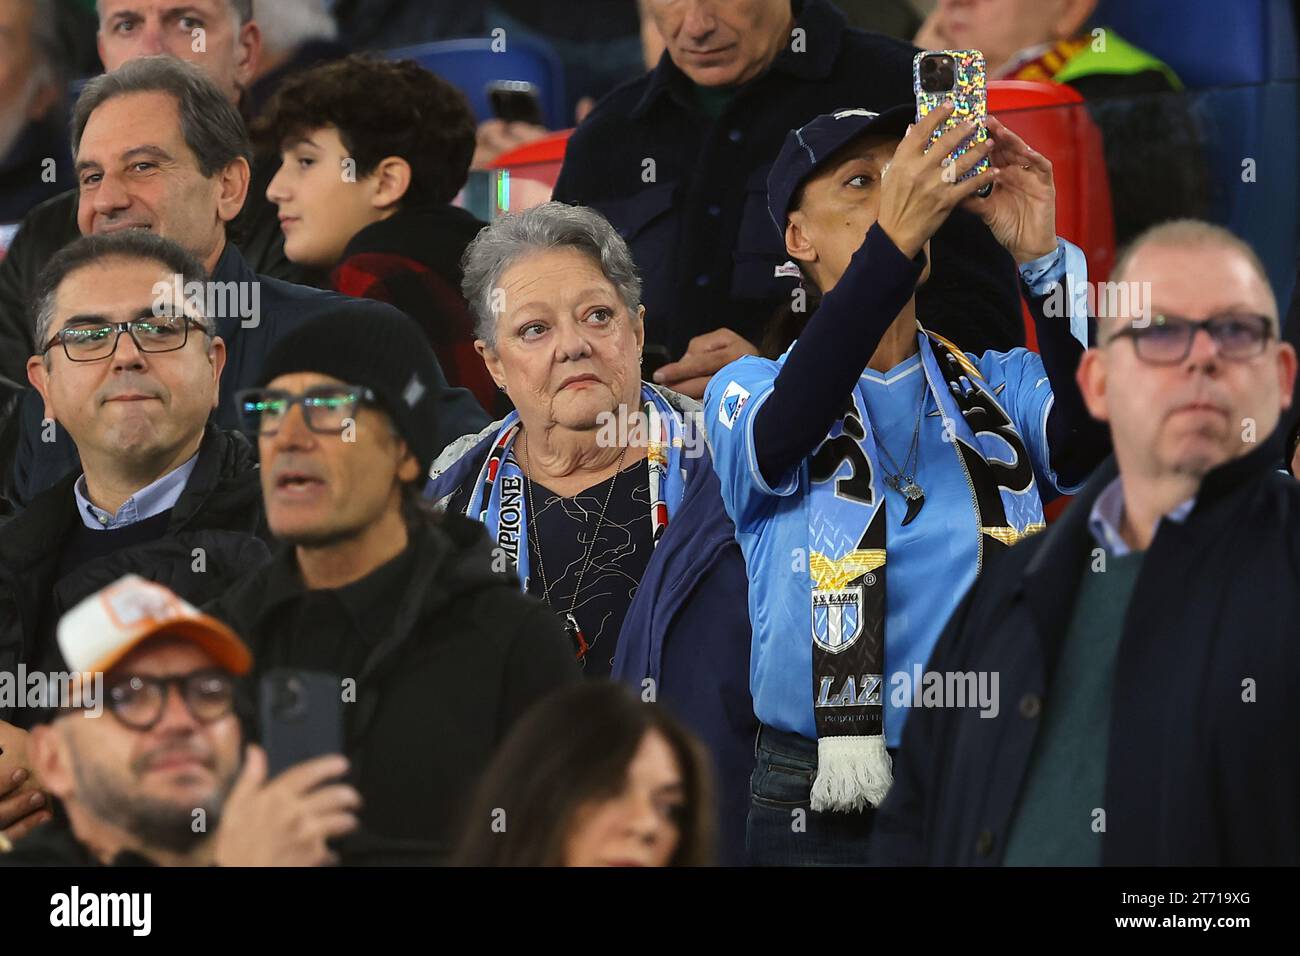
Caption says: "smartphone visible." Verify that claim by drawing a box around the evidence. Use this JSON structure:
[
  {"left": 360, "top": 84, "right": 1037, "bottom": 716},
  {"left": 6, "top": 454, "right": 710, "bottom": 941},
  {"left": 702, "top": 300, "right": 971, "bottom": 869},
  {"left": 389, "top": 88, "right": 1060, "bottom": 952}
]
[
  {"left": 259, "top": 669, "right": 343, "bottom": 778},
  {"left": 914, "top": 50, "right": 992, "bottom": 193},
  {"left": 488, "top": 80, "right": 545, "bottom": 127}
]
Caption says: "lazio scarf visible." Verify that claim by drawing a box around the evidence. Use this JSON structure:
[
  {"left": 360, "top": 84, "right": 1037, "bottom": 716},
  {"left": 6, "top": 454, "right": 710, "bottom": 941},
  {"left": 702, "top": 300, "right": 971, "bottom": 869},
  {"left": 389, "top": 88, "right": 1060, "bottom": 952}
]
[
  {"left": 464, "top": 384, "right": 689, "bottom": 592},
  {"left": 809, "top": 328, "right": 1046, "bottom": 813}
]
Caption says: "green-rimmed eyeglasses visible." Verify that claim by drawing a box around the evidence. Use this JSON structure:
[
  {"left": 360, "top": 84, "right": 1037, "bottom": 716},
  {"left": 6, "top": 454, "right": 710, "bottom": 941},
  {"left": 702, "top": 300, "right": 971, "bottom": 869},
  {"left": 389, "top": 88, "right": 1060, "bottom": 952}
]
[
  {"left": 105, "top": 669, "right": 235, "bottom": 731},
  {"left": 1107, "top": 313, "right": 1274, "bottom": 365},
  {"left": 236, "top": 385, "right": 377, "bottom": 435},
  {"left": 43, "top": 314, "right": 208, "bottom": 362}
]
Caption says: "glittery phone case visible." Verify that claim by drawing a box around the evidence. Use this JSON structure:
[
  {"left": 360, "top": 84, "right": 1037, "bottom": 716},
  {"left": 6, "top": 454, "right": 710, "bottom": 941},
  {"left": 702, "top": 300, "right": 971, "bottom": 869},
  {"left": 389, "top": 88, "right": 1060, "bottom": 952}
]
[{"left": 913, "top": 49, "right": 990, "bottom": 182}]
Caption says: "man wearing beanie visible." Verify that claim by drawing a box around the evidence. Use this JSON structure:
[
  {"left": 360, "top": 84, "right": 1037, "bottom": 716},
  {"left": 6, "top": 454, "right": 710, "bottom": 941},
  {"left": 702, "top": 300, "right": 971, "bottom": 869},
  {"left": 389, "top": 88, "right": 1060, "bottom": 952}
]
[{"left": 207, "top": 308, "right": 579, "bottom": 865}]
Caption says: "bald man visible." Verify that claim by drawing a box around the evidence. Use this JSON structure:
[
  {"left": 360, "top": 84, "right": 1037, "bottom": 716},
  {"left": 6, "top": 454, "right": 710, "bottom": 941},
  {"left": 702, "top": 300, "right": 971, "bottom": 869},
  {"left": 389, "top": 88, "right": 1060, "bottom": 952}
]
[{"left": 871, "top": 220, "right": 1300, "bottom": 866}]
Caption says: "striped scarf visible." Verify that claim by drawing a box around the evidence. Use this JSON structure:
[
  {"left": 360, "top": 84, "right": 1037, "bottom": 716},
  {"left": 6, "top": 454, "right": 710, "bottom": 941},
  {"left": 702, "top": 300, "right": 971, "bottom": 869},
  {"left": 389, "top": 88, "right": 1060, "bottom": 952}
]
[{"left": 809, "top": 329, "right": 1046, "bottom": 812}]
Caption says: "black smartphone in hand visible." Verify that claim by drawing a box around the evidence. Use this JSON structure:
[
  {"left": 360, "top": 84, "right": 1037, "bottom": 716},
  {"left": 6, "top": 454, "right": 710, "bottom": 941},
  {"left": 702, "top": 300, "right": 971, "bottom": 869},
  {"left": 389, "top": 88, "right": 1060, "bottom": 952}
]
[{"left": 259, "top": 669, "right": 343, "bottom": 779}]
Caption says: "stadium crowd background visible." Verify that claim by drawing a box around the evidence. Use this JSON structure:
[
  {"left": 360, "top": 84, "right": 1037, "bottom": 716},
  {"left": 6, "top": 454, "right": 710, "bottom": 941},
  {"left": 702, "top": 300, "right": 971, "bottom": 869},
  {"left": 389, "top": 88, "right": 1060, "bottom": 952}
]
[{"left": 0, "top": 0, "right": 1297, "bottom": 868}]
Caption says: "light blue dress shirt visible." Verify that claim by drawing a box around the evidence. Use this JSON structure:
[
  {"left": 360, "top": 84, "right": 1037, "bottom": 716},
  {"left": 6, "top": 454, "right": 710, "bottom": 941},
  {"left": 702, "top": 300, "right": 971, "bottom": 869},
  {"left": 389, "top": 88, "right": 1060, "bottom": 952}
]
[
  {"left": 73, "top": 453, "right": 199, "bottom": 530},
  {"left": 1087, "top": 475, "right": 1195, "bottom": 557}
]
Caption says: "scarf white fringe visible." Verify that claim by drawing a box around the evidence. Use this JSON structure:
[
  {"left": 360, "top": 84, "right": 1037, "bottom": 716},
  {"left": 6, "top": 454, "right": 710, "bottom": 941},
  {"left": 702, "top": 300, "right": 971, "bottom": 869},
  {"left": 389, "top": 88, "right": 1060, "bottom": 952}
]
[{"left": 810, "top": 735, "right": 893, "bottom": 812}]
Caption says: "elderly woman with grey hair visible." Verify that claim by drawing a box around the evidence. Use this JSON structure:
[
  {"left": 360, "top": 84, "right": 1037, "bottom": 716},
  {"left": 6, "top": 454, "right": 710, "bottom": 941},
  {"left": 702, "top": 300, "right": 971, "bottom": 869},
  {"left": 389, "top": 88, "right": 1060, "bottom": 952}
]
[{"left": 425, "top": 201, "right": 755, "bottom": 865}]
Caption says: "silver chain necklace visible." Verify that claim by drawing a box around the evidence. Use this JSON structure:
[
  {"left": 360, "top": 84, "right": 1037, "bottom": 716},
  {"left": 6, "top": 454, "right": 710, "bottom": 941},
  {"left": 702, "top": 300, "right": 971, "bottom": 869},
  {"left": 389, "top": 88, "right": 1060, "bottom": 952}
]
[
  {"left": 873, "top": 378, "right": 928, "bottom": 524},
  {"left": 521, "top": 432, "right": 629, "bottom": 661}
]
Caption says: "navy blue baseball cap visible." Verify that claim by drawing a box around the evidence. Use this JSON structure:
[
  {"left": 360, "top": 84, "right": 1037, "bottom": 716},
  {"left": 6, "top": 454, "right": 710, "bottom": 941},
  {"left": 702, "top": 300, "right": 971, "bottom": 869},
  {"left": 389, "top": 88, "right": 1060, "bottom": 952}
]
[{"left": 766, "top": 104, "right": 914, "bottom": 239}]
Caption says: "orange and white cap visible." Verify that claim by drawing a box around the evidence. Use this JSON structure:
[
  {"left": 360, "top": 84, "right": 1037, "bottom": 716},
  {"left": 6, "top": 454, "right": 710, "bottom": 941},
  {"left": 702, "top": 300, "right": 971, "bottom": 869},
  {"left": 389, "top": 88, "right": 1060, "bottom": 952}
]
[{"left": 57, "top": 575, "right": 251, "bottom": 677}]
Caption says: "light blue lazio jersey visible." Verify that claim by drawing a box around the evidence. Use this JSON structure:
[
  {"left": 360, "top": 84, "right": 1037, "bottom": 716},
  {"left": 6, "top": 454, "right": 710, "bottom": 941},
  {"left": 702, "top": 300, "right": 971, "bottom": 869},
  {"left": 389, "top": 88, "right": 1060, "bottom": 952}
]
[{"left": 708, "top": 344, "right": 1075, "bottom": 746}]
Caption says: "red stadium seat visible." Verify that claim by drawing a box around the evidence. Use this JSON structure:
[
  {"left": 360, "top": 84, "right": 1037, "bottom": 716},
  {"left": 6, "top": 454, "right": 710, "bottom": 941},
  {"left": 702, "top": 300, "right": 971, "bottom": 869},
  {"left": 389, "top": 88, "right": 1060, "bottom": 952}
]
[
  {"left": 488, "top": 128, "right": 573, "bottom": 177},
  {"left": 990, "top": 82, "right": 1114, "bottom": 522},
  {"left": 484, "top": 129, "right": 575, "bottom": 213},
  {"left": 989, "top": 80, "right": 1116, "bottom": 352},
  {"left": 489, "top": 88, "right": 1116, "bottom": 350}
]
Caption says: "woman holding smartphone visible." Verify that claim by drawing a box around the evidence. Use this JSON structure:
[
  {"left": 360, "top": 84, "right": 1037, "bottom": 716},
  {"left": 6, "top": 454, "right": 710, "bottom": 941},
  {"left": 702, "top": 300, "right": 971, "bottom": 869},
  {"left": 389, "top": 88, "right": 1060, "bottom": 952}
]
[{"left": 706, "top": 101, "right": 1110, "bottom": 865}]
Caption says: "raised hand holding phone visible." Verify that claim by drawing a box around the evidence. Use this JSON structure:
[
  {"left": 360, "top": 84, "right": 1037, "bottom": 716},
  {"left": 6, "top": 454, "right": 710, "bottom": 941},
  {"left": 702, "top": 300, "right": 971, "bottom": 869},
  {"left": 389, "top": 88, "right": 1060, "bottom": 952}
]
[
  {"left": 914, "top": 50, "right": 992, "bottom": 192},
  {"left": 212, "top": 745, "right": 360, "bottom": 867},
  {"left": 875, "top": 103, "right": 995, "bottom": 259},
  {"left": 963, "top": 115, "right": 1059, "bottom": 264}
]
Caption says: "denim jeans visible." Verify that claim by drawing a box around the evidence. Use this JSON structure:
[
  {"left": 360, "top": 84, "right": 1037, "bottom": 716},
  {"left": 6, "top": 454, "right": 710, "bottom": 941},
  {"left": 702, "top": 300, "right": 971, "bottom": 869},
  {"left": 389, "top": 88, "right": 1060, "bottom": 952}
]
[{"left": 746, "top": 724, "right": 878, "bottom": 866}]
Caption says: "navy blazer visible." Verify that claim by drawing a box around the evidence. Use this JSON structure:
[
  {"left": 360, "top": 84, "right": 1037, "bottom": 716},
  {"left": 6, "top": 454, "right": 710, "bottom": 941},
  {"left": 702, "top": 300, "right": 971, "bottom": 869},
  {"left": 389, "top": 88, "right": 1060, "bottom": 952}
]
[
  {"left": 553, "top": 0, "right": 1023, "bottom": 360},
  {"left": 871, "top": 434, "right": 1300, "bottom": 866}
]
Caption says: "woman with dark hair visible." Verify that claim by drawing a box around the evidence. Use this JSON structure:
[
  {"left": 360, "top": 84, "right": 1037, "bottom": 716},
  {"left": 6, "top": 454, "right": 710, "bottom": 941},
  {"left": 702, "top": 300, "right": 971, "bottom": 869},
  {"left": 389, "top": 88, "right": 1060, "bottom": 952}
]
[
  {"left": 708, "top": 103, "right": 1110, "bottom": 865},
  {"left": 453, "top": 682, "right": 714, "bottom": 867}
]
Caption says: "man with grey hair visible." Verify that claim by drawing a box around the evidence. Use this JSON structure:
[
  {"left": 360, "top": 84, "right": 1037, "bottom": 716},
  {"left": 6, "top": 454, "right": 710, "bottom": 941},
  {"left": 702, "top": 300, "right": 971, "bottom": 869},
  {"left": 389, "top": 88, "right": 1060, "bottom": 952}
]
[
  {"left": 871, "top": 219, "right": 1300, "bottom": 866},
  {"left": 95, "top": 0, "right": 261, "bottom": 104},
  {"left": 0, "top": 0, "right": 74, "bottom": 224},
  {"left": 0, "top": 0, "right": 309, "bottom": 391},
  {"left": 3, "top": 55, "right": 487, "bottom": 508},
  {"left": 554, "top": 0, "right": 1025, "bottom": 400},
  {"left": 0, "top": 230, "right": 274, "bottom": 842}
]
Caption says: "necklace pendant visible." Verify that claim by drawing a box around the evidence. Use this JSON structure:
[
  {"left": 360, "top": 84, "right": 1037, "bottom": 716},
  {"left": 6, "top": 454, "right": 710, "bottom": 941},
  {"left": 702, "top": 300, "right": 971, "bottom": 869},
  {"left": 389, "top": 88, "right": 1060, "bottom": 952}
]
[
  {"left": 900, "top": 479, "right": 924, "bottom": 501},
  {"left": 563, "top": 612, "right": 590, "bottom": 661},
  {"left": 900, "top": 485, "right": 926, "bottom": 527}
]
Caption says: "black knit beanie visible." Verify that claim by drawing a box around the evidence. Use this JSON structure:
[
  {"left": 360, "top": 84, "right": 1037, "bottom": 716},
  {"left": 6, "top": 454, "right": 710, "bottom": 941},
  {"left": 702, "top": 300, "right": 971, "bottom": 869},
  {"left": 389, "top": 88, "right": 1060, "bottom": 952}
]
[{"left": 255, "top": 307, "right": 441, "bottom": 474}]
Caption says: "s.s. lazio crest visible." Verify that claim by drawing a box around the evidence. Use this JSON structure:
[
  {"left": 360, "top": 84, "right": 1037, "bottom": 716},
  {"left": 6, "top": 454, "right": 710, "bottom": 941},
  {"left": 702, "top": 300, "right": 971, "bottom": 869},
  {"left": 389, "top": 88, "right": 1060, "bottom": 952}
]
[{"left": 812, "top": 584, "right": 865, "bottom": 654}]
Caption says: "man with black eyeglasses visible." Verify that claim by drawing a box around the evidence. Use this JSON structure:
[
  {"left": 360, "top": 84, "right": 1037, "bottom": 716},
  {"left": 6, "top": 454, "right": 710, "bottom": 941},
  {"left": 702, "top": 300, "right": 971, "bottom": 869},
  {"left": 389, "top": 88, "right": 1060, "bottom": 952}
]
[
  {"left": 0, "top": 575, "right": 361, "bottom": 865},
  {"left": 871, "top": 219, "right": 1300, "bottom": 866},
  {"left": 207, "top": 308, "right": 578, "bottom": 865},
  {"left": 2, "top": 54, "right": 487, "bottom": 510},
  {"left": 0, "top": 231, "right": 275, "bottom": 842}
]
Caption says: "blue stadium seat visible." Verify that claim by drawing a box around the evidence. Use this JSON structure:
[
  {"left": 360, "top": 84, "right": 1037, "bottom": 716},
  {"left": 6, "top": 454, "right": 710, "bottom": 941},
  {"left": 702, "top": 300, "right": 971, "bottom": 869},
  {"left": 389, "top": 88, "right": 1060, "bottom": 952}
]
[
  {"left": 384, "top": 37, "right": 568, "bottom": 130},
  {"left": 1093, "top": 0, "right": 1299, "bottom": 305},
  {"left": 1095, "top": 0, "right": 1297, "bottom": 89}
]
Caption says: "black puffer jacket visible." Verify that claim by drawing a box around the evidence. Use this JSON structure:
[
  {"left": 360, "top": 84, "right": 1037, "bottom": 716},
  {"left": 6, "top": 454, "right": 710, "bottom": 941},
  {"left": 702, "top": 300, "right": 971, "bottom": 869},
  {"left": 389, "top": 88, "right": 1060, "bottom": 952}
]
[{"left": 0, "top": 426, "right": 270, "bottom": 724}]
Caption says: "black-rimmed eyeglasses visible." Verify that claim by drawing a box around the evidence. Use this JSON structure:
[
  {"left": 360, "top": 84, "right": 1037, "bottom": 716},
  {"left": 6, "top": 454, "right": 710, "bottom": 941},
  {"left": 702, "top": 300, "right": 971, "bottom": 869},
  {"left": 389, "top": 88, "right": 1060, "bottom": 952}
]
[
  {"left": 43, "top": 314, "right": 209, "bottom": 362},
  {"left": 236, "top": 385, "right": 377, "bottom": 435},
  {"left": 105, "top": 669, "right": 235, "bottom": 731},
  {"left": 1106, "top": 313, "right": 1273, "bottom": 365}
]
